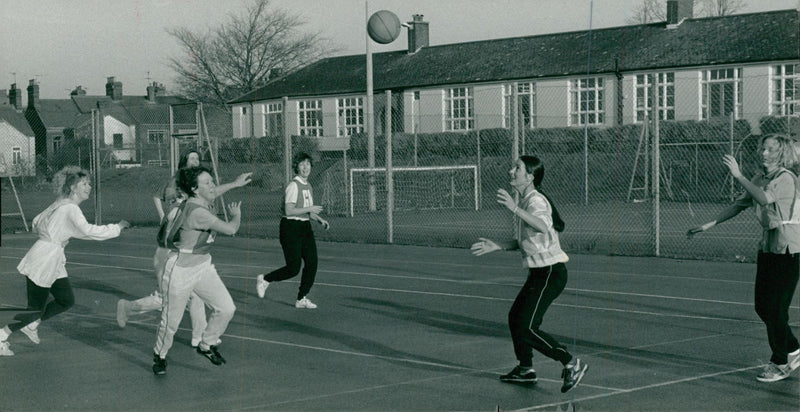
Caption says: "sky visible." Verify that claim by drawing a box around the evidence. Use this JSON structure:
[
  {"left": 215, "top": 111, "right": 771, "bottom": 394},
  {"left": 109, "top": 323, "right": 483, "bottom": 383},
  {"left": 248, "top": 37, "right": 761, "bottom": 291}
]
[{"left": 1, "top": 0, "right": 798, "bottom": 101}]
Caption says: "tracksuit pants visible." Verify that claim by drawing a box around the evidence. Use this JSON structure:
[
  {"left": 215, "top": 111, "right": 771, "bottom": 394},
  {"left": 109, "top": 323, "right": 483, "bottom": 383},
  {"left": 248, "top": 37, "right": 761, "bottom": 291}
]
[
  {"left": 154, "top": 254, "right": 235, "bottom": 358},
  {"left": 265, "top": 218, "right": 318, "bottom": 300},
  {"left": 508, "top": 262, "right": 572, "bottom": 367},
  {"left": 755, "top": 251, "right": 800, "bottom": 365}
]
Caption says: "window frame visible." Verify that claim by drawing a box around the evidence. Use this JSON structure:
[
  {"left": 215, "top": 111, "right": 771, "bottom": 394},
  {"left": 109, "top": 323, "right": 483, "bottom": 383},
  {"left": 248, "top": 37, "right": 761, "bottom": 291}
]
[
  {"left": 263, "top": 102, "right": 284, "bottom": 137},
  {"left": 503, "top": 82, "right": 537, "bottom": 129},
  {"left": 11, "top": 146, "right": 21, "bottom": 165},
  {"left": 443, "top": 87, "right": 474, "bottom": 131},
  {"left": 770, "top": 63, "right": 800, "bottom": 116},
  {"left": 336, "top": 97, "right": 364, "bottom": 137},
  {"left": 297, "top": 99, "right": 323, "bottom": 137},
  {"left": 147, "top": 129, "right": 167, "bottom": 145},
  {"left": 700, "top": 67, "right": 743, "bottom": 120},
  {"left": 633, "top": 73, "right": 675, "bottom": 122},
  {"left": 569, "top": 77, "right": 605, "bottom": 126}
]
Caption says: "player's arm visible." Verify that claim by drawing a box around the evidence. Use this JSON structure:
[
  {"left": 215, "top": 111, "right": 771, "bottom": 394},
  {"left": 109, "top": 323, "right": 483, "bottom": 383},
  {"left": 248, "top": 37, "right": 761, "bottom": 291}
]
[
  {"left": 687, "top": 202, "right": 748, "bottom": 238},
  {"left": 153, "top": 196, "right": 165, "bottom": 221},
  {"left": 471, "top": 237, "right": 518, "bottom": 255},
  {"left": 724, "top": 155, "right": 769, "bottom": 206},
  {"left": 310, "top": 212, "right": 330, "bottom": 230},
  {"left": 215, "top": 172, "right": 253, "bottom": 198}
]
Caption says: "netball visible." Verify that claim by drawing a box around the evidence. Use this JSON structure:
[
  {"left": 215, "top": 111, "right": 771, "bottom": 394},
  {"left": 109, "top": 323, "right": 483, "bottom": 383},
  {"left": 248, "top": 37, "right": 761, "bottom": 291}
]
[{"left": 367, "top": 10, "right": 401, "bottom": 44}]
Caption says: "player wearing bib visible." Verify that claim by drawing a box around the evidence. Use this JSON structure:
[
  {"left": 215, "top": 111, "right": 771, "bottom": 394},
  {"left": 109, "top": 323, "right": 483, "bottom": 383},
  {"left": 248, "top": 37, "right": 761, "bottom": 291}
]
[
  {"left": 256, "top": 152, "right": 329, "bottom": 309},
  {"left": 688, "top": 134, "right": 800, "bottom": 383},
  {"left": 151, "top": 166, "right": 241, "bottom": 375},
  {"left": 471, "top": 156, "right": 587, "bottom": 393},
  {"left": 116, "top": 149, "right": 251, "bottom": 349},
  {"left": 0, "top": 166, "right": 129, "bottom": 356}
]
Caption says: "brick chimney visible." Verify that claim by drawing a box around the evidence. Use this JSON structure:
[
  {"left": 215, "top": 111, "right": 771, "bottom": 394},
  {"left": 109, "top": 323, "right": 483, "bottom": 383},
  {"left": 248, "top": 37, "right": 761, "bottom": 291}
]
[
  {"left": 666, "top": 0, "right": 693, "bottom": 25},
  {"left": 105, "top": 76, "right": 123, "bottom": 100},
  {"left": 9, "top": 83, "right": 22, "bottom": 109},
  {"left": 27, "top": 79, "right": 39, "bottom": 109},
  {"left": 146, "top": 81, "right": 166, "bottom": 101},
  {"left": 70, "top": 85, "right": 86, "bottom": 96},
  {"left": 407, "top": 14, "right": 429, "bottom": 54}
]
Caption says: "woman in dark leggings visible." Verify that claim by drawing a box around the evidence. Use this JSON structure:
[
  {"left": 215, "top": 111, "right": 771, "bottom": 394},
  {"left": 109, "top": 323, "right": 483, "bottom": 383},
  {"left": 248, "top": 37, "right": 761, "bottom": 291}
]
[
  {"left": 472, "top": 155, "right": 587, "bottom": 393},
  {"left": 256, "top": 152, "right": 329, "bottom": 308}
]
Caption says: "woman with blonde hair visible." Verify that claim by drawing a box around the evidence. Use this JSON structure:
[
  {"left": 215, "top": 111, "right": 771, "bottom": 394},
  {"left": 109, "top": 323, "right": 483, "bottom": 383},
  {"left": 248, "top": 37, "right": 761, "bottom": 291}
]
[
  {"left": 0, "top": 166, "right": 129, "bottom": 356},
  {"left": 688, "top": 134, "right": 800, "bottom": 382}
]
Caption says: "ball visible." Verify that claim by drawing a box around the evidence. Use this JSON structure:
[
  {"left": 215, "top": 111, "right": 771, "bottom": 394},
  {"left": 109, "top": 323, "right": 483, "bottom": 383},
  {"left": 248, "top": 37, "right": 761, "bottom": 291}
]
[{"left": 367, "top": 10, "right": 401, "bottom": 44}]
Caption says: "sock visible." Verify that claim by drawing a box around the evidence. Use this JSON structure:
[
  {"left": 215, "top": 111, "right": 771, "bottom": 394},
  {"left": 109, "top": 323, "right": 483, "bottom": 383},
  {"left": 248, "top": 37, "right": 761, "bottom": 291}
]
[{"left": 0, "top": 326, "right": 10, "bottom": 341}]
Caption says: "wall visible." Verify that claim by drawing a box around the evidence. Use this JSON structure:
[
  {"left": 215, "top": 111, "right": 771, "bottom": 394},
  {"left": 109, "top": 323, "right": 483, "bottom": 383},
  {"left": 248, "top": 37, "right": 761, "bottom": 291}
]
[{"left": 0, "top": 121, "right": 35, "bottom": 176}]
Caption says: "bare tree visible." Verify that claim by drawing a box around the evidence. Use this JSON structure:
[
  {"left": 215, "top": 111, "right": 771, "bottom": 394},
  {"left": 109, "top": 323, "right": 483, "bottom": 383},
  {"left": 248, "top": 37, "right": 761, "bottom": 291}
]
[
  {"left": 626, "top": 0, "right": 666, "bottom": 24},
  {"left": 696, "top": 0, "right": 746, "bottom": 16},
  {"left": 168, "top": 0, "right": 333, "bottom": 106}
]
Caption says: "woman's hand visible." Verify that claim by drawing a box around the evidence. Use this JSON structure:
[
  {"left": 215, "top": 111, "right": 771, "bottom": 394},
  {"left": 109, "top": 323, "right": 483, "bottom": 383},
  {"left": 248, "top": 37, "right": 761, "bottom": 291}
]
[
  {"left": 234, "top": 172, "right": 253, "bottom": 188},
  {"left": 722, "top": 155, "right": 743, "bottom": 179},
  {"left": 686, "top": 221, "right": 714, "bottom": 239},
  {"left": 496, "top": 188, "right": 516, "bottom": 211},
  {"left": 319, "top": 219, "right": 330, "bottom": 230},
  {"left": 118, "top": 220, "right": 131, "bottom": 229},
  {"left": 228, "top": 201, "right": 242, "bottom": 217},
  {"left": 471, "top": 237, "right": 501, "bottom": 256}
]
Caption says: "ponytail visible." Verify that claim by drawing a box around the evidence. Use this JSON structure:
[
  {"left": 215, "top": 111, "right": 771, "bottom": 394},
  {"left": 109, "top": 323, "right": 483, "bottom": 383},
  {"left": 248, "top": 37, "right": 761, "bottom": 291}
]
[
  {"left": 540, "top": 191, "right": 565, "bottom": 232},
  {"left": 520, "top": 155, "right": 565, "bottom": 232}
]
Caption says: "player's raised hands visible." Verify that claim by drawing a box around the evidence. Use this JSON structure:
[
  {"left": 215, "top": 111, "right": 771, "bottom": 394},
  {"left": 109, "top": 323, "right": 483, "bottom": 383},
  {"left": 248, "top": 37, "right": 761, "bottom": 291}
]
[
  {"left": 234, "top": 172, "right": 253, "bottom": 187},
  {"left": 228, "top": 201, "right": 242, "bottom": 217},
  {"left": 496, "top": 188, "right": 516, "bottom": 211},
  {"left": 722, "top": 155, "right": 743, "bottom": 179}
]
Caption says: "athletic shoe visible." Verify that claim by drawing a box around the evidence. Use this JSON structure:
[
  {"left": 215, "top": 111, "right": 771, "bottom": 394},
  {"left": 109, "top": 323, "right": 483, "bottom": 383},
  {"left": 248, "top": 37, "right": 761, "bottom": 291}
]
[
  {"left": 256, "top": 274, "right": 269, "bottom": 298},
  {"left": 20, "top": 323, "right": 40, "bottom": 344},
  {"left": 787, "top": 349, "right": 800, "bottom": 373},
  {"left": 0, "top": 341, "right": 13, "bottom": 356},
  {"left": 152, "top": 354, "right": 167, "bottom": 375},
  {"left": 191, "top": 338, "right": 222, "bottom": 348},
  {"left": 499, "top": 366, "right": 538, "bottom": 383},
  {"left": 116, "top": 299, "right": 130, "bottom": 328},
  {"left": 561, "top": 358, "right": 588, "bottom": 393},
  {"left": 197, "top": 345, "right": 226, "bottom": 365},
  {"left": 756, "top": 362, "right": 790, "bottom": 382},
  {"left": 295, "top": 297, "right": 317, "bottom": 309}
]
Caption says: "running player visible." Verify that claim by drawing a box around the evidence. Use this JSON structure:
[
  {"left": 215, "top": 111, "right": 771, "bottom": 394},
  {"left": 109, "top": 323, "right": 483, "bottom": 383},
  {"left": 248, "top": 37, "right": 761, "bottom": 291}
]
[
  {"left": 255, "top": 152, "right": 329, "bottom": 309},
  {"left": 471, "top": 155, "right": 587, "bottom": 393},
  {"left": 0, "top": 166, "right": 129, "bottom": 356}
]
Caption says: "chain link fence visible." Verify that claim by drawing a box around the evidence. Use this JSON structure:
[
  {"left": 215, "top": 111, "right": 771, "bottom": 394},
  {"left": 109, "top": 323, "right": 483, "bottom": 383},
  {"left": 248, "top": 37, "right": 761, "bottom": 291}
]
[{"left": 4, "top": 77, "right": 799, "bottom": 262}]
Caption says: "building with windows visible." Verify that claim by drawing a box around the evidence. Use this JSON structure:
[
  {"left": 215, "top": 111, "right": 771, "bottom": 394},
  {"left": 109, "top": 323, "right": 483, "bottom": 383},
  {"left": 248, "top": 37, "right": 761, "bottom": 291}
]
[
  {"left": 0, "top": 105, "right": 35, "bottom": 176},
  {"left": 229, "top": 2, "right": 798, "bottom": 139}
]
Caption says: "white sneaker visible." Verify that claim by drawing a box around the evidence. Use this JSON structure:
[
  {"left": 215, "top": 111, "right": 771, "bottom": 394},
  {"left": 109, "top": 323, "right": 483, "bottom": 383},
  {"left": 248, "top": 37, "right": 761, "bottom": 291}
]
[
  {"left": 756, "top": 362, "right": 791, "bottom": 382},
  {"left": 192, "top": 338, "right": 222, "bottom": 348},
  {"left": 20, "top": 323, "right": 40, "bottom": 344},
  {"left": 295, "top": 297, "right": 317, "bottom": 309},
  {"left": 256, "top": 274, "right": 269, "bottom": 298},
  {"left": 0, "top": 341, "right": 13, "bottom": 356},
  {"left": 116, "top": 299, "right": 130, "bottom": 328},
  {"left": 787, "top": 349, "right": 800, "bottom": 373}
]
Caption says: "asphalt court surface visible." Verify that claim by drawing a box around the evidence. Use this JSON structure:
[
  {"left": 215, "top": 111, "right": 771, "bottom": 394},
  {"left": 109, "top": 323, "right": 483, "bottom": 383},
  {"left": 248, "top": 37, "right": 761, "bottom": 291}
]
[{"left": 0, "top": 228, "right": 798, "bottom": 411}]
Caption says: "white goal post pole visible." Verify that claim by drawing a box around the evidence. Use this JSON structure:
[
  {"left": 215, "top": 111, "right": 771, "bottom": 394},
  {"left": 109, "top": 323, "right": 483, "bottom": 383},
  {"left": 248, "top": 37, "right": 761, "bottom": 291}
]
[{"left": 385, "top": 90, "right": 393, "bottom": 243}]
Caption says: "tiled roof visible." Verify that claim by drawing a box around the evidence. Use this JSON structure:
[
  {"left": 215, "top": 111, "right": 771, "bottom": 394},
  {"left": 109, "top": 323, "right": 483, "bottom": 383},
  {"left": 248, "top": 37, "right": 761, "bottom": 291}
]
[
  {"left": 231, "top": 9, "right": 799, "bottom": 103},
  {"left": 34, "top": 99, "right": 83, "bottom": 128},
  {"left": 0, "top": 106, "right": 34, "bottom": 135}
]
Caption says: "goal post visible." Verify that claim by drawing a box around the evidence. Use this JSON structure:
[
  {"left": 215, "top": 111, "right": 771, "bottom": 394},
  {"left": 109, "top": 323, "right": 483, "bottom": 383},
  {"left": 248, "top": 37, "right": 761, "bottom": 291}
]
[{"left": 349, "top": 165, "right": 478, "bottom": 217}]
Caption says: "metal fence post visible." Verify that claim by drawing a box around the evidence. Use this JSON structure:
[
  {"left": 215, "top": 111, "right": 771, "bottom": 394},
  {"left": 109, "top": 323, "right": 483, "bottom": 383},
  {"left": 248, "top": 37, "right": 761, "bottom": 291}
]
[{"left": 386, "top": 90, "right": 393, "bottom": 243}]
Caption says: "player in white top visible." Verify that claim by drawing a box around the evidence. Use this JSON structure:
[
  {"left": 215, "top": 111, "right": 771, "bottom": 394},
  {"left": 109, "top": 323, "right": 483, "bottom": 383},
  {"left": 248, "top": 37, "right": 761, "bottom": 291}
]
[{"left": 0, "top": 166, "right": 129, "bottom": 356}]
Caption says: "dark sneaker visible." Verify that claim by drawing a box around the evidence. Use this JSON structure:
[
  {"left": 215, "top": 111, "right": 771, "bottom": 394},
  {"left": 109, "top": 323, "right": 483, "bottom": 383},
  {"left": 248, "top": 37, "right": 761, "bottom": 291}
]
[
  {"left": 561, "top": 358, "right": 588, "bottom": 393},
  {"left": 152, "top": 354, "right": 167, "bottom": 375},
  {"left": 499, "top": 365, "right": 538, "bottom": 383},
  {"left": 197, "top": 345, "right": 226, "bottom": 365}
]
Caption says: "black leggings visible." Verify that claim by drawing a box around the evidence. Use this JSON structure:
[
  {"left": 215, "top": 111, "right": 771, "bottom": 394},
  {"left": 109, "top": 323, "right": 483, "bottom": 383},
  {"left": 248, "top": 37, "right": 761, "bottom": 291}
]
[
  {"left": 265, "top": 219, "right": 318, "bottom": 300},
  {"left": 755, "top": 252, "right": 800, "bottom": 365},
  {"left": 508, "top": 263, "right": 572, "bottom": 367},
  {"left": 10, "top": 277, "right": 75, "bottom": 332}
]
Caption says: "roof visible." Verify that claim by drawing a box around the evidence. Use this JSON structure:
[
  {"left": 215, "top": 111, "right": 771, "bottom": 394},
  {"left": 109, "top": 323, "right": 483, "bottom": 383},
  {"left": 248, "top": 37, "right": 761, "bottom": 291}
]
[
  {"left": 0, "top": 106, "right": 34, "bottom": 135},
  {"left": 34, "top": 94, "right": 192, "bottom": 128},
  {"left": 230, "top": 9, "right": 799, "bottom": 103}
]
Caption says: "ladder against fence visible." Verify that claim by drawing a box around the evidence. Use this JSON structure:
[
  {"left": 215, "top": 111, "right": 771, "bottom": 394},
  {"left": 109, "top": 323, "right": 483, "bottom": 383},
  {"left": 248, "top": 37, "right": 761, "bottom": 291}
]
[
  {"left": 0, "top": 153, "right": 29, "bottom": 231},
  {"left": 348, "top": 165, "right": 478, "bottom": 217}
]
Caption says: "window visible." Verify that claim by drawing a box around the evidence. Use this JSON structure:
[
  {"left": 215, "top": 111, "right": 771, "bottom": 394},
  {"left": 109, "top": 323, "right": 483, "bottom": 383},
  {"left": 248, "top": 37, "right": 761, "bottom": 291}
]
[
  {"left": 113, "top": 133, "right": 123, "bottom": 148},
  {"left": 239, "top": 106, "right": 251, "bottom": 137},
  {"left": 444, "top": 87, "right": 474, "bottom": 131},
  {"left": 298, "top": 100, "right": 323, "bottom": 136},
  {"left": 411, "top": 91, "right": 421, "bottom": 133},
  {"left": 504, "top": 82, "right": 537, "bottom": 128},
  {"left": 12, "top": 147, "right": 21, "bottom": 165},
  {"left": 337, "top": 97, "right": 363, "bottom": 137},
  {"left": 148, "top": 130, "right": 166, "bottom": 144},
  {"left": 634, "top": 73, "right": 675, "bottom": 122},
  {"left": 701, "top": 68, "right": 742, "bottom": 120},
  {"left": 53, "top": 135, "right": 63, "bottom": 152},
  {"left": 264, "top": 102, "right": 283, "bottom": 137},
  {"left": 771, "top": 64, "right": 800, "bottom": 116},
  {"left": 569, "top": 77, "right": 605, "bottom": 126}
]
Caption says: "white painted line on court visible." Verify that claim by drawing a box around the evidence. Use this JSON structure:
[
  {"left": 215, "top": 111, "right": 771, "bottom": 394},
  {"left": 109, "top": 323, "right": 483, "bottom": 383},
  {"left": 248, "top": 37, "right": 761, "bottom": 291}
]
[{"left": 515, "top": 364, "right": 765, "bottom": 412}]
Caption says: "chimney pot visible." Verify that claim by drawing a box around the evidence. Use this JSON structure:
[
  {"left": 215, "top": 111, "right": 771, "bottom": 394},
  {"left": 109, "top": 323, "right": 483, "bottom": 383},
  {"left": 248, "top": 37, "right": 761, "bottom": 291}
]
[
  {"left": 666, "top": 0, "right": 693, "bottom": 25},
  {"left": 8, "top": 83, "right": 22, "bottom": 109},
  {"left": 27, "top": 79, "right": 40, "bottom": 109},
  {"left": 407, "top": 14, "right": 429, "bottom": 54}
]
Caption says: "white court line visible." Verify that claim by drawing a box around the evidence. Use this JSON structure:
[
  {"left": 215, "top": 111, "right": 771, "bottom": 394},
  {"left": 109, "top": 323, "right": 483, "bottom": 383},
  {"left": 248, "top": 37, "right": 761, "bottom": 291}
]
[{"left": 515, "top": 365, "right": 765, "bottom": 412}]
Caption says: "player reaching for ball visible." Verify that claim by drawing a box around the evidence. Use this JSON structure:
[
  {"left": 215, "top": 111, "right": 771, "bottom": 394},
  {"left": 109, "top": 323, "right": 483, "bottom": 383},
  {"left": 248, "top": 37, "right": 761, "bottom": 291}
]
[
  {"left": 471, "top": 155, "right": 587, "bottom": 393},
  {"left": 687, "top": 134, "right": 800, "bottom": 382}
]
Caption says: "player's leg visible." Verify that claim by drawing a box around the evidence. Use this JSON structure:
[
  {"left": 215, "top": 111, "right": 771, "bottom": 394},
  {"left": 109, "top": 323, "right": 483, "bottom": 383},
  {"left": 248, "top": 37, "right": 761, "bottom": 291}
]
[
  {"left": 192, "top": 261, "right": 235, "bottom": 365},
  {"left": 296, "top": 223, "right": 318, "bottom": 308},
  {"left": 264, "top": 220, "right": 304, "bottom": 283},
  {"left": 188, "top": 292, "right": 208, "bottom": 347},
  {"left": 152, "top": 255, "right": 194, "bottom": 373}
]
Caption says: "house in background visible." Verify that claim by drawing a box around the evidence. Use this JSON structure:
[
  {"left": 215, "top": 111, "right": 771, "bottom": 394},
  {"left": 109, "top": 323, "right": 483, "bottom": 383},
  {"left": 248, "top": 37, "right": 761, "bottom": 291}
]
[
  {"left": 18, "top": 77, "right": 192, "bottom": 169},
  {"left": 229, "top": 1, "right": 799, "bottom": 140},
  {"left": 0, "top": 105, "right": 35, "bottom": 176}
]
